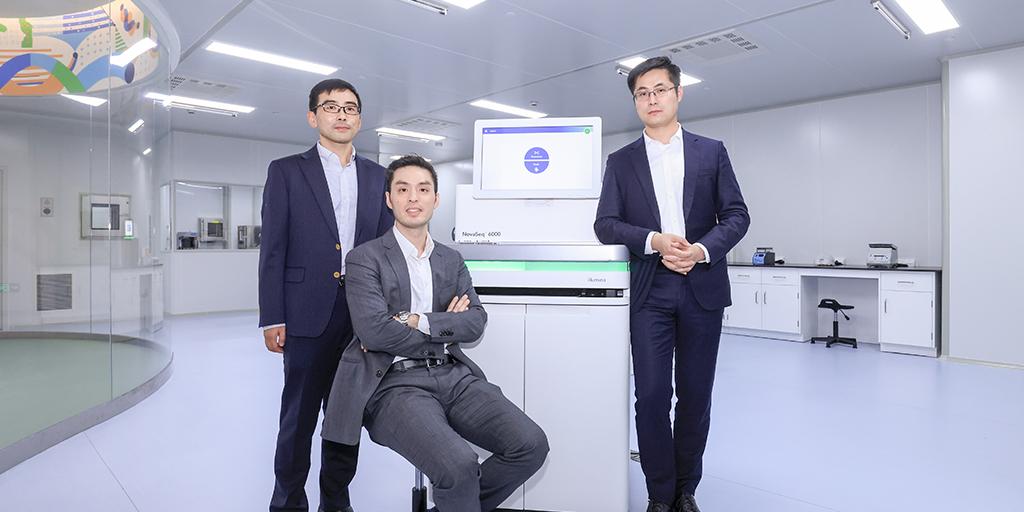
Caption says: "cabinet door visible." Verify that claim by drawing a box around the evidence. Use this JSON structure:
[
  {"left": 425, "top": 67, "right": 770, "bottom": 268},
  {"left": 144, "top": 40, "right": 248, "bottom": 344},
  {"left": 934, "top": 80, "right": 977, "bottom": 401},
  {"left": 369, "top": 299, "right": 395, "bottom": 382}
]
[
  {"left": 880, "top": 291, "right": 934, "bottom": 348},
  {"left": 729, "top": 282, "right": 762, "bottom": 330},
  {"left": 522, "top": 305, "right": 630, "bottom": 512},
  {"left": 761, "top": 284, "right": 800, "bottom": 334}
]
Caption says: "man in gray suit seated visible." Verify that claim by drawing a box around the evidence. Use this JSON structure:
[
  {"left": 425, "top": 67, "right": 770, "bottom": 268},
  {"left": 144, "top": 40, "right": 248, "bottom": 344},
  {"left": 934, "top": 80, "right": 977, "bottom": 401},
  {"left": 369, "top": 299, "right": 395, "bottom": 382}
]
[{"left": 322, "top": 155, "right": 549, "bottom": 512}]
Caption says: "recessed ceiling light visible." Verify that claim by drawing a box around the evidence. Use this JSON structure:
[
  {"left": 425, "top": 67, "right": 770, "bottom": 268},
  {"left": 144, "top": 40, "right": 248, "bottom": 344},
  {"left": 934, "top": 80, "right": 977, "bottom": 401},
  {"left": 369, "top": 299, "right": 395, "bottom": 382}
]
[
  {"left": 470, "top": 99, "right": 547, "bottom": 119},
  {"left": 205, "top": 41, "right": 337, "bottom": 75},
  {"left": 618, "top": 56, "right": 647, "bottom": 69},
  {"left": 616, "top": 56, "right": 703, "bottom": 86},
  {"left": 61, "top": 94, "right": 107, "bottom": 107},
  {"left": 145, "top": 92, "right": 256, "bottom": 114},
  {"left": 442, "top": 0, "right": 487, "bottom": 8},
  {"left": 128, "top": 119, "right": 145, "bottom": 133},
  {"left": 376, "top": 127, "right": 446, "bottom": 142},
  {"left": 893, "top": 0, "right": 959, "bottom": 34},
  {"left": 143, "top": 148, "right": 152, "bottom": 156},
  {"left": 110, "top": 38, "right": 157, "bottom": 67}
]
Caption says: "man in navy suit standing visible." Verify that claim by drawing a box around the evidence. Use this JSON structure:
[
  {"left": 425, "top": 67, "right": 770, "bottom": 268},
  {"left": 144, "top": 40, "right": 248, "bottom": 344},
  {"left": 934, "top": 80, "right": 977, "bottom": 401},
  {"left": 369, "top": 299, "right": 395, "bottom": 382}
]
[
  {"left": 260, "top": 78, "right": 393, "bottom": 512},
  {"left": 595, "top": 57, "right": 750, "bottom": 512}
]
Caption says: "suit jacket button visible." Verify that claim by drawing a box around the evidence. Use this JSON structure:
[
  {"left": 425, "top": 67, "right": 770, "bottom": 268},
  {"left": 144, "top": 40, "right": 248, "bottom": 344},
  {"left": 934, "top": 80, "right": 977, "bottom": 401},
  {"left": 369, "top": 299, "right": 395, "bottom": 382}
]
[
  {"left": 336, "top": 243, "right": 341, "bottom": 251},
  {"left": 375, "top": 369, "right": 383, "bottom": 378},
  {"left": 333, "top": 271, "right": 341, "bottom": 278}
]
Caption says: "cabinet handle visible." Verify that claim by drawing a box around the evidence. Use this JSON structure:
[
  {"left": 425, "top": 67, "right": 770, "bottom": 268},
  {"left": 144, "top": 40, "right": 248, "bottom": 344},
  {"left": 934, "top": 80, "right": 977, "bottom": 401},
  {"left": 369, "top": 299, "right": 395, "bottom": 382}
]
[
  {"left": 738, "top": 274, "right": 750, "bottom": 278},
  {"left": 763, "top": 291, "right": 768, "bottom": 304},
  {"left": 897, "top": 280, "right": 914, "bottom": 285},
  {"left": 884, "top": 299, "right": 888, "bottom": 313},
  {"left": 755, "top": 291, "right": 759, "bottom": 304},
  {"left": 772, "top": 275, "right": 785, "bottom": 279}
]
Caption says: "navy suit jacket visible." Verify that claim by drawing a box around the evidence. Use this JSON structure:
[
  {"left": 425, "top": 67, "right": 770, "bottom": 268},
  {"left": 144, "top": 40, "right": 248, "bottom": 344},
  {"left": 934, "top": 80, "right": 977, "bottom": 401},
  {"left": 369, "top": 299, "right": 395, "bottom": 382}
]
[
  {"left": 594, "top": 130, "right": 750, "bottom": 313},
  {"left": 258, "top": 145, "right": 394, "bottom": 338}
]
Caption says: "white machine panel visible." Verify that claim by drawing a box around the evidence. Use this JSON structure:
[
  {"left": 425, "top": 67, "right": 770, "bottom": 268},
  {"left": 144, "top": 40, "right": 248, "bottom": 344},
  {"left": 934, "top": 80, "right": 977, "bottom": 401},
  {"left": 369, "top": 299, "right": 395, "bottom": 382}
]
[{"left": 455, "top": 185, "right": 599, "bottom": 245}]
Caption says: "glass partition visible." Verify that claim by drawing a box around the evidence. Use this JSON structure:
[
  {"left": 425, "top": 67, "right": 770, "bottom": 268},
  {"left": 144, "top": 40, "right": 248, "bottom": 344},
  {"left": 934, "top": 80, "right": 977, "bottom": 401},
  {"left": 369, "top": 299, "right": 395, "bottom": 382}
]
[{"left": 0, "top": 0, "right": 175, "bottom": 468}]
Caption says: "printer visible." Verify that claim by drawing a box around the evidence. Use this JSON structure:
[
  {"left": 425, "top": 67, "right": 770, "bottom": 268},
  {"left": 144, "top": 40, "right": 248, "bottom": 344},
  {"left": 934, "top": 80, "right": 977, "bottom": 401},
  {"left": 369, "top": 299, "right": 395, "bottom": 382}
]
[{"left": 867, "top": 243, "right": 898, "bottom": 268}]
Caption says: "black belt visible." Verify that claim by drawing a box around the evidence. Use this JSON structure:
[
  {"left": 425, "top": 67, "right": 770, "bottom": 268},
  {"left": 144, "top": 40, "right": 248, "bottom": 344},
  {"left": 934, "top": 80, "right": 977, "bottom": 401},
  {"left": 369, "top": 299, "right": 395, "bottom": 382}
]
[{"left": 389, "top": 354, "right": 456, "bottom": 373}]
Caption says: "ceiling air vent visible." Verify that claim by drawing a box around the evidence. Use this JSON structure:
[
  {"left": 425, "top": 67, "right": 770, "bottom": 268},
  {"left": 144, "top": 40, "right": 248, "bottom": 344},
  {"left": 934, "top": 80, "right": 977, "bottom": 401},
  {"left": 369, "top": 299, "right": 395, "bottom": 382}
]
[
  {"left": 393, "top": 116, "right": 459, "bottom": 133},
  {"left": 663, "top": 30, "right": 764, "bottom": 62},
  {"left": 166, "top": 75, "right": 240, "bottom": 98}
]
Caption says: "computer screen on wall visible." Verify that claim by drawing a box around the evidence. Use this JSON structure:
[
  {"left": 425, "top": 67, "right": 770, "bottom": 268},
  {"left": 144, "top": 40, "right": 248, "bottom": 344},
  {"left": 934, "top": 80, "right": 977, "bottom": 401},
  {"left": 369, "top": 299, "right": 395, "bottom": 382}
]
[{"left": 473, "top": 117, "right": 602, "bottom": 199}]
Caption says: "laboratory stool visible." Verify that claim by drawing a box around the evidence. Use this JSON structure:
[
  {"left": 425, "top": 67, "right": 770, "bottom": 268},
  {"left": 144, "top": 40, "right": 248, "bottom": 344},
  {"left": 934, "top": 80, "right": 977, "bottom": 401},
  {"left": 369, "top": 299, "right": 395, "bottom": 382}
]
[
  {"left": 810, "top": 298, "right": 857, "bottom": 349},
  {"left": 412, "top": 468, "right": 428, "bottom": 512}
]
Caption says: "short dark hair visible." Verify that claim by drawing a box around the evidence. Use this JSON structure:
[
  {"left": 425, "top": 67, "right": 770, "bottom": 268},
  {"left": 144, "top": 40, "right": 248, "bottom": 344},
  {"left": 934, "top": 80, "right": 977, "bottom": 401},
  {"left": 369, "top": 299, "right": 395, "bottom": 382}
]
[
  {"left": 626, "top": 56, "right": 681, "bottom": 93},
  {"left": 387, "top": 155, "right": 438, "bottom": 192},
  {"left": 308, "top": 78, "right": 362, "bottom": 112}
]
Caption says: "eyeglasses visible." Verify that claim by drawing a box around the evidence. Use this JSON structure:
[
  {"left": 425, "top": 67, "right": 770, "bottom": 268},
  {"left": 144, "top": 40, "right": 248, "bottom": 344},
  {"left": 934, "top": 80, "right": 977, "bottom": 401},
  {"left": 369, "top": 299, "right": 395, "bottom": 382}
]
[
  {"left": 315, "top": 101, "right": 361, "bottom": 116},
  {"left": 633, "top": 86, "right": 677, "bottom": 103}
]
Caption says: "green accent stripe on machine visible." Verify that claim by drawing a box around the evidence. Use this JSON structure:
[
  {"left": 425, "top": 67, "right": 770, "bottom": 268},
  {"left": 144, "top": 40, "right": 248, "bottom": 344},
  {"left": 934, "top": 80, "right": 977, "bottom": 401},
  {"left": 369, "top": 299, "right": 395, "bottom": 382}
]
[{"left": 465, "top": 261, "right": 628, "bottom": 272}]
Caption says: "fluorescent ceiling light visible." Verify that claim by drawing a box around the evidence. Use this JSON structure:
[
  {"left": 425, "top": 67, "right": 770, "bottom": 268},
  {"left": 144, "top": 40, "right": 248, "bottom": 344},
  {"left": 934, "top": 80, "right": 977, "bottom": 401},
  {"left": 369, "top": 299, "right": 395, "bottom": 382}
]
[
  {"left": 376, "top": 127, "right": 446, "bottom": 142},
  {"left": 442, "top": 0, "right": 486, "bottom": 8},
  {"left": 617, "top": 56, "right": 703, "bottom": 86},
  {"left": 872, "top": 1, "right": 912, "bottom": 39},
  {"left": 470, "top": 99, "right": 547, "bottom": 119},
  {"left": 893, "top": 0, "right": 959, "bottom": 34},
  {"left": 143, "top": 147, "right": 152, "bottom": 155},
  {"left": 145, "top": 92, "right": 256, "bottom": 114},
  {"left": 618, "top": 56, "right": 647, "bottom": 69},
  {"left": 61, "top": 94, "right": 107, "bottom": 107},
  {"left": 205, "top": 41, "right": 337, "bottom": 75},
  {"left": 397, "top": 0, "right": 447, "bottom": 15},
  {"left": 110, "top": 38, "right": 157, "bottom": 67},
  {"left": 128, "top": 119, "right": 144, "bottom": 133}
]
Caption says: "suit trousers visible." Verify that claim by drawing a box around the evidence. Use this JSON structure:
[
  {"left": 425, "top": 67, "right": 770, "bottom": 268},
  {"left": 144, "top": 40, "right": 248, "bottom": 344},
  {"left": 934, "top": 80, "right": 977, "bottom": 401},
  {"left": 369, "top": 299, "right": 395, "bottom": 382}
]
[
  {"left": 631, "top": 266, "right": 724, "bottom": 503},
  {"left": 364, "top": 361, "right": 549, "bottom": 512},
  {"left": 271, "top": 285, "right": 360, "bottom": 512}
]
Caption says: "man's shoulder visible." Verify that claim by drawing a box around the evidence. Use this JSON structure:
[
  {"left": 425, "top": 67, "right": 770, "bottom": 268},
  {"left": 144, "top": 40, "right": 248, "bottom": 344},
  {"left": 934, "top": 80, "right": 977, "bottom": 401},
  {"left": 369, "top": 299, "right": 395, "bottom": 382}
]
[
  {"left": 683, "top": 129, "right": 723, "bottom": 147},
  {"left": 349, "top": 235, "right": 388, "bottom": 262},
  {"left": 608, "top": 136, "right": 644, "bottom": 161},
  {"left": 355, "top": 154, "right": 387, "bottom": 173},
  {"left": 432, "top": 241, "right": 464, "bottom": 263},
  {"left": 269, "top": 147, "right": 314, "bottom": 171}
]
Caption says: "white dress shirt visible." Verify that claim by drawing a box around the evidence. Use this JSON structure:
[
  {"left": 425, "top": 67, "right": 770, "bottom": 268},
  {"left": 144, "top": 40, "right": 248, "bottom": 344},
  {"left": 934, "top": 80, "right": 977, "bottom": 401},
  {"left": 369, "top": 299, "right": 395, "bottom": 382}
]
[
  {"left": 318, "top": 142, "right": 359, "bottom": 275},
  {"left": 642, "top": 123, "right": 710, "bottom": 263},
  {"left": 393, "top": 226, "right": 442, "bottom": 362}
]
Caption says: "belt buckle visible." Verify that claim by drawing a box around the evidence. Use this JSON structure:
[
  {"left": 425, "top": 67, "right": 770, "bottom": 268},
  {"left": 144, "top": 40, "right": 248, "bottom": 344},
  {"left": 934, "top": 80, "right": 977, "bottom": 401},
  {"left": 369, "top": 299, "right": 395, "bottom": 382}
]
[{"left": 425, "top": 357, "right": 443, "bottom": 368}]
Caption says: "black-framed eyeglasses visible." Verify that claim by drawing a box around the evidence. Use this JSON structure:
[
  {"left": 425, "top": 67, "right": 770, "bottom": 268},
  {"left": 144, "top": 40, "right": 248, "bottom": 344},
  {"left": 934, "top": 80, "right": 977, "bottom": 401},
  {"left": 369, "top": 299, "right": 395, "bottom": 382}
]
[
  {"left": 315, "top": 101, "right": 361, "bottom": 116},
  {"left": 633, "top": 86, "right": 677, "bottom": 103}
]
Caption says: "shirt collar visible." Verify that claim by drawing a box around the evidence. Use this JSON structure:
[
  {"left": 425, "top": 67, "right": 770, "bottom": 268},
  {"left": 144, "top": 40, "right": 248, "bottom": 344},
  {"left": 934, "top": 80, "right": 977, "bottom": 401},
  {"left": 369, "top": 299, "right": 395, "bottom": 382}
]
[
  {"left": 393, "top": 226, "right": 434, "bottom": 260},
  {"left": 316, "top": 141, "right": 356, "bottom": 166},
  {"left": 643, "top": 122, "right": 683, "bottom": 148}
]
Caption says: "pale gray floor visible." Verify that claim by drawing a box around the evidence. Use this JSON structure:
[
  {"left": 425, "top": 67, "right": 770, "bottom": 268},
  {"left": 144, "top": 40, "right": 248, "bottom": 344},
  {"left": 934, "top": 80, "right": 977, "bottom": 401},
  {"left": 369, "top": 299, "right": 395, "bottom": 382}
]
[{"left": 0, "top": 311, "right": 1022, "bottom": 511}]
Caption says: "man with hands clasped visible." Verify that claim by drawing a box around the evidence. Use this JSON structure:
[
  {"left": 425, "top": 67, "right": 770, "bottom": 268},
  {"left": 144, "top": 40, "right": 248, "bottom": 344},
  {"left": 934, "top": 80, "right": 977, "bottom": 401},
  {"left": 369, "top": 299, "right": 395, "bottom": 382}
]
[{"left": 595, "top": 56, "right": 750, "bottom": 512}]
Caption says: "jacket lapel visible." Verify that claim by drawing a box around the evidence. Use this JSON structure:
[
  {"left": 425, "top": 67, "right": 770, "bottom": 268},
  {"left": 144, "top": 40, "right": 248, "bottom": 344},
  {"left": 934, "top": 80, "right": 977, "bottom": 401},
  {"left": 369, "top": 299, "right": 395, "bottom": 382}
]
[
  {"left": 682, "top": 130, "right": 700, "bottom": 221},
  {"left": 429, "top": 246, "right": 445, "bottom": 313},
  {"left": 628, "top": 136, "right": 662, "bottom": 229},
  {"left": 382, "top": 230, "right": 412, "bottom": 311},
  {"left": 299, "top": 145, "right": 340, "bottom": 244}
]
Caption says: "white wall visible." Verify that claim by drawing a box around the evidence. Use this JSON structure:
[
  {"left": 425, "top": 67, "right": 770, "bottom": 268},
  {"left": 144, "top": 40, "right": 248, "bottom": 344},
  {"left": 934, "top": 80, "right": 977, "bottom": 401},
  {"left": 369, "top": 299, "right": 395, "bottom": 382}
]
[
  {"left": 947, "top": 45, "right": 1024, "bottom": 366},
  {"left": 0, "top": 110, "right": 155, "bottom": 328},
  {"left": 681, "top": 84, "right": 943, "bottom": 267},
  {"left": 160, "top": 131, "right": 306, "bottom": 315}
]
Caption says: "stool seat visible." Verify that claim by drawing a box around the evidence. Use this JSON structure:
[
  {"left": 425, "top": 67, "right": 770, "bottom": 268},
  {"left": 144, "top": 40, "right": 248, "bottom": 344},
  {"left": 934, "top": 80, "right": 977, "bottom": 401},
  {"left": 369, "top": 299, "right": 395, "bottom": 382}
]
[{"left": 811, "top": 298, "right": 857, "bottom": 349}]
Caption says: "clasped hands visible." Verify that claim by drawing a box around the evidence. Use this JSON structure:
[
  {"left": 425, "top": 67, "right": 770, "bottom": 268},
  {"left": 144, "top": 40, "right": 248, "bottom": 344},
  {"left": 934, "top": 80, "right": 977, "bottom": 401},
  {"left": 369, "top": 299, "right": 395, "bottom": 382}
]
[{"left": 653, "top": 233, "right": 704, "bottom": 275}]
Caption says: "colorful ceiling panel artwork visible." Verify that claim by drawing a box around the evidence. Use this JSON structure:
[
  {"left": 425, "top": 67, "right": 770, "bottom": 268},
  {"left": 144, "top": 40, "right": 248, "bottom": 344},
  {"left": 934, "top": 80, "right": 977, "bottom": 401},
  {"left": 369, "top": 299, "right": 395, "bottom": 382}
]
[{"left": 0, "top": 0, "right": 159, "bottom": 96}]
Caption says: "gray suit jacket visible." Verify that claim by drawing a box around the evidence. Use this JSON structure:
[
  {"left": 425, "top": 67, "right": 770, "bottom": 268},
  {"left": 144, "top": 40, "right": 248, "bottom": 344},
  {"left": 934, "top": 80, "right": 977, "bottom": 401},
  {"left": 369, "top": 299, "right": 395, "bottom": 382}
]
[{"left": 322, "top": 229, "right": 488, "bottom": 445}]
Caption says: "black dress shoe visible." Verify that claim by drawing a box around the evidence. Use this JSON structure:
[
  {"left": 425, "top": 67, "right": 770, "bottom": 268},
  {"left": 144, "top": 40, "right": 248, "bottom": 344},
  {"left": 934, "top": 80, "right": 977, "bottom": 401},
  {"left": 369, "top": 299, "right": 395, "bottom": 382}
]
[
  {"left": 647, "top": 500, "right": 673, "bottom": 512},
  {"left": 317, "top": 507, "right": 353, "bottom": 512},
  {"left": 675, "top": 494, "right": 701, "bottom": 512}
]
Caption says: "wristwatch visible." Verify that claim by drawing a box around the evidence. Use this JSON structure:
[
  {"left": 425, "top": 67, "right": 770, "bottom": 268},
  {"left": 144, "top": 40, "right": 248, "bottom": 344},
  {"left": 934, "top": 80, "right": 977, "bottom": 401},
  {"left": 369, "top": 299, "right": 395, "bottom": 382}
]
[{"left": 397, "top": 311, "right": 412, "bottom": 325}]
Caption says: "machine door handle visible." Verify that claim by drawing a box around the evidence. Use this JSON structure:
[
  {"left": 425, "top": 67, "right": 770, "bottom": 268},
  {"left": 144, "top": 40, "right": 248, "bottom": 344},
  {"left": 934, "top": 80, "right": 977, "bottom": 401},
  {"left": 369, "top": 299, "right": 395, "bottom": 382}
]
[
  {"left": 884, "top": 299, "right": 888, "bottom": 313},
  {"left": 763, "top": 291, "right": 768, "bottom": 304},
  {"left": 755, "top": 291, "right": 759, "bottom": 304}
]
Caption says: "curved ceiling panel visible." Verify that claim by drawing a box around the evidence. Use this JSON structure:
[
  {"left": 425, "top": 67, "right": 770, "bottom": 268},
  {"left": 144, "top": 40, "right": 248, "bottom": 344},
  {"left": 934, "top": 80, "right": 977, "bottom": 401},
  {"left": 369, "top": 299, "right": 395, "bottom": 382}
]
[{"left": 0, "top": 0, "right": 160, "bottom": 96}]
